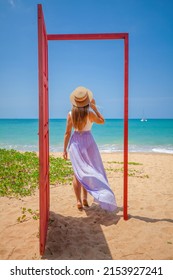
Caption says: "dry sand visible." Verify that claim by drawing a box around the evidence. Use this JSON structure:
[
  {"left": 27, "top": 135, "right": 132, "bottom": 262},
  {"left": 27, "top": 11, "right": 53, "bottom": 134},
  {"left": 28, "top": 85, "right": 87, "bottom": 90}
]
[{"left": 0, "top": 152, "right": 173, "bottom": 260}]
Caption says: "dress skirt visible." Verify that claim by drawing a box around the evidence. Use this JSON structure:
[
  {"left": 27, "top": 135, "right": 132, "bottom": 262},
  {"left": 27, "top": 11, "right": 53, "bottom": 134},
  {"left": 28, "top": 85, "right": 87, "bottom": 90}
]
[{"left": 68, "top": 131, "right": 117, "bottom": 211}]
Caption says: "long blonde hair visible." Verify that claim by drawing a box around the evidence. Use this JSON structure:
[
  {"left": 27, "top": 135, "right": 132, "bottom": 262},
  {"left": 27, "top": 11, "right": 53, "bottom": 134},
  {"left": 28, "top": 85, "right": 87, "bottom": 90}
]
[{"left": 71, "top": 105, "right": 89, "bottom": 131}]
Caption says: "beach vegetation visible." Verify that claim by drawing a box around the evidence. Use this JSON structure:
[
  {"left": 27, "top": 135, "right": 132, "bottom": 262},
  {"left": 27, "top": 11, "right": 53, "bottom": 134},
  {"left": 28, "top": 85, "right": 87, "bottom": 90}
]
[
  {"left": 0, "top": 149, "right": 73, "bottom": 197},
  {"left": 17, "top": 207, "right": 39, "bottom": 223},
  {"left": 106, "top": 160, "right": 150, "bottom": 178},
  {"left": 107, "top": 161, "right": 143, "bottom": 165},
  {"left": 49, "top": 154, "right": 73, "bottom": 184},
  {"left": 106, "top": 167, "right": 123, "bottom": 172}
]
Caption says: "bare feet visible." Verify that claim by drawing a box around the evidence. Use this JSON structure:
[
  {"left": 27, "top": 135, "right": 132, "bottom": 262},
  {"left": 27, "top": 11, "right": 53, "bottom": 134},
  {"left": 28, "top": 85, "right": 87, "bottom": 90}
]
[
  {"left": 83, "top": 199, "right": 89, "bottom": 207},
  {"left": 77, "top": 201, "right": 83, "bottom": 210}
]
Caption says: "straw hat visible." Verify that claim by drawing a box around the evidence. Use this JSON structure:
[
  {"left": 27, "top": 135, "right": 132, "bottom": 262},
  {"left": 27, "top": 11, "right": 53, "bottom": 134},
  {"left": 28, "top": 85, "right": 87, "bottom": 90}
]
[{"left": 70, "top": 86, "right": 93, "bottom": 107}]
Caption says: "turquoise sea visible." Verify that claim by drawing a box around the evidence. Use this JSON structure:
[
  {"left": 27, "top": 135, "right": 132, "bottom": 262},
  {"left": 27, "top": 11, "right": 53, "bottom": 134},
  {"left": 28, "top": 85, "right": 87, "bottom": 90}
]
[{"left": 0, "top": 119, "right": 173, "bottom": 154}]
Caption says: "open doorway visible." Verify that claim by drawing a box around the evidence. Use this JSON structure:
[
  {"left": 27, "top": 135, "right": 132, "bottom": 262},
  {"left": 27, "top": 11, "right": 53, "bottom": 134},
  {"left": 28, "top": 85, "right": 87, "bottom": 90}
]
[{"left": 38, "top": 4, "right": 129, "bottom": 255}]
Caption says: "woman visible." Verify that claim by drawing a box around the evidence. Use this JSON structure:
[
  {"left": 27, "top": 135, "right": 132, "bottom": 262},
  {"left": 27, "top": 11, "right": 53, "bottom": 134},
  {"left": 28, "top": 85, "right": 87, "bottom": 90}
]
[{"left": 63, "top": 86, "right": 117, "bottom": 211}]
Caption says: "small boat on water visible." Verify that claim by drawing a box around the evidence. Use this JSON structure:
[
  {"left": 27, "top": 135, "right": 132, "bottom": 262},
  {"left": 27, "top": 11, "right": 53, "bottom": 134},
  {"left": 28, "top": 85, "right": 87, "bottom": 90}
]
[{"left": 140, "top": 118, "right": 147, "bottom": 122}]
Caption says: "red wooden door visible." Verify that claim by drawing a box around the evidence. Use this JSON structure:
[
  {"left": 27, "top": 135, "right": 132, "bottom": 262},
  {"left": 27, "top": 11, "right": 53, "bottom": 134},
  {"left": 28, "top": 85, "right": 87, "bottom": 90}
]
[{"left": 38, "top": 4, "right": 49, "bottom": 255}]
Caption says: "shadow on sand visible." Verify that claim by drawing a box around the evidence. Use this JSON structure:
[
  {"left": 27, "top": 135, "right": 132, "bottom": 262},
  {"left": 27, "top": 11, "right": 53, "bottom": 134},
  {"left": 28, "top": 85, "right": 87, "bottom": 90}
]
[
  {"left": 129, "top": 214, "right": 173, "bottom": 224},
  {"left": 42, "top": 205, "right": 122, "bottom": 260}
]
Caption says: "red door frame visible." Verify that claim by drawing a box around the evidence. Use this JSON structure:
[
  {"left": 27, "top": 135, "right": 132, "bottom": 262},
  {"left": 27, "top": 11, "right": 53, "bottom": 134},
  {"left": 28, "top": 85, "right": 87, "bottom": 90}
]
[
  {"left": 38, "top": 4, "right": 49, "bottom": 255},
  {"left": 38, "top": 4, "right": 129, "bottom": 255}
]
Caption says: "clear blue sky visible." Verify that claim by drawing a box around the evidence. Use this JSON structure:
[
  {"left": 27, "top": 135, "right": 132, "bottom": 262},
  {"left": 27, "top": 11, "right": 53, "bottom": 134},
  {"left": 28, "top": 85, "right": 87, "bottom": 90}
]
[{"left": 0, "top": 0, "right": 173, "bottom": 119}]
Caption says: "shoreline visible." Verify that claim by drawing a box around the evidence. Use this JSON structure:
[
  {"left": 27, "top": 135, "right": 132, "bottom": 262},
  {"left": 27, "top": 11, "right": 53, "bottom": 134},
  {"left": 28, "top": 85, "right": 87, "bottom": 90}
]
[
  {"left": 1, "top": 146, "right": 173, "bottom": 155},
  {"left": 50, "top": 151, "right": 173, "bottom": 162},
  {"left": 0, "top": 152, "right": 173, "bottom": 260}
]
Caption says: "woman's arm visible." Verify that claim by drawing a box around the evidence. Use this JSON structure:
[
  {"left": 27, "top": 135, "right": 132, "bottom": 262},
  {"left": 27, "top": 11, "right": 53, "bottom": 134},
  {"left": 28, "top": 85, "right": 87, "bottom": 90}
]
[
  {"left": 89, "top": 99, "right": 105, "bottom": 124},
  {"left": 63, "top": 112, "right": 73, "bottom": 160}
]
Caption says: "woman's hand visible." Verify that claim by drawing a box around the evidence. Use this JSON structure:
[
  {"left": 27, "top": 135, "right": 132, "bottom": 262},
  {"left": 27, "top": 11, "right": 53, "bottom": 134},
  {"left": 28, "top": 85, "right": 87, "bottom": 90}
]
[
  {"left": 90, "top": 98, "right": 96, "bottom": 110},
  {"left": 63, "top": 151, "right": 68, "bottom": 160}
]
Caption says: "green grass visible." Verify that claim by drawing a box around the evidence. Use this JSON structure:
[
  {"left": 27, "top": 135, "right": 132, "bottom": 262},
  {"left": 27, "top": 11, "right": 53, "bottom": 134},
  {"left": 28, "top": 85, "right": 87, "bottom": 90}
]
[
  {"left": 107, "top": 161, "right": 143, "bottom": 165},
  {"left": 17, "top": 207, "right": 39, "bottom": 223},
  {"left": 0, "top": 149, "right": 73, "bottom": 197},
  {"left": 49, "top": 155, "right": 73, "bottom": 184},
  {"left": 106, "top": 167, "right": 148, "bottom": 177},
  {"left": 106, "top": 161, "right": 149, "bottom": 178}
]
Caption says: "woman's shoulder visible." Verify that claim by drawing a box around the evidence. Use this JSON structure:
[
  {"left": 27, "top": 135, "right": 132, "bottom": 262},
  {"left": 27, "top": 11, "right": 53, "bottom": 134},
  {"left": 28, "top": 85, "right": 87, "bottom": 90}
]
[
  {"left": 67, "top": 111, "right": 72, "bottom": 120},
  {"left": 67, "top": 111, "right": 72, "bottom": 122}
]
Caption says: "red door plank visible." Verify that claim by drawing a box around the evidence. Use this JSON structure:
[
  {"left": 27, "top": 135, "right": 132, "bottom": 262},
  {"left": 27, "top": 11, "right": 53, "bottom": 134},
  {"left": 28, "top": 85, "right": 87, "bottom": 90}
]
[{"left": 38, "top": 4, "right": 49, "bottom": 255}]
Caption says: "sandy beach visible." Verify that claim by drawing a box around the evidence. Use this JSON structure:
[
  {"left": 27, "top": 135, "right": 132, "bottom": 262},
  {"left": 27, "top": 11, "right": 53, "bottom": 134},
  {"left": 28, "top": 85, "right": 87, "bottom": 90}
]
[{"left": 0, "top": 152, "right": 173, "bottom": 260}]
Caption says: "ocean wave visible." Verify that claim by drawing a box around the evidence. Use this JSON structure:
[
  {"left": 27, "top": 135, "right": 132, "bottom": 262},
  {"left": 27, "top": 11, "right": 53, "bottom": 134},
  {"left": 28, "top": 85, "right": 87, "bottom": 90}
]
[
  {"left": 98, "top": 144, "right": 173, "bottom": 154},
  {"left": 152, "top": 148, "right": 173, "bottom": 154},
  {"left": 0, "top": 144, "right": 38, "bottom": 152}
]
